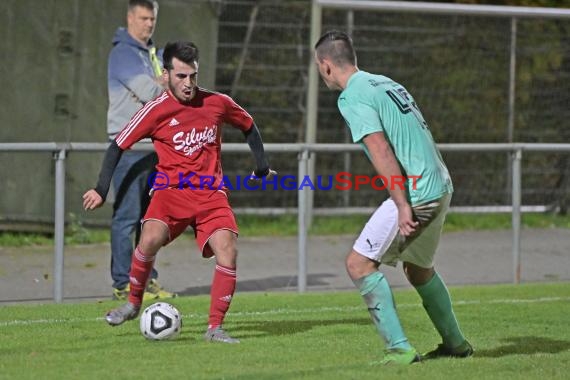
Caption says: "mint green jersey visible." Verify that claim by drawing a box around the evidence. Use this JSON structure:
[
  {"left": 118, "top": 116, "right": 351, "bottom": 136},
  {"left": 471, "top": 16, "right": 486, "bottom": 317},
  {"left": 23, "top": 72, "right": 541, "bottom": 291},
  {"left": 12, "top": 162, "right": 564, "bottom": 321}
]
[{"left": 338, "top": 71, "right": 453, "bottom": 205}]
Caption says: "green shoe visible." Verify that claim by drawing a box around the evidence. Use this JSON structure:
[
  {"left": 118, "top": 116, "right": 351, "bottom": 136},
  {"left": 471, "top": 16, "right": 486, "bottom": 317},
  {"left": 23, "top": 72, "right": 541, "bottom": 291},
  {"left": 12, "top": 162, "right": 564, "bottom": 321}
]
[
  {"left": 379, "top": 348, "right": 421, "bottom": 365},
  {"left": 112, "top": 285, "right": 130, "bottom": 301},
  {"left": 146, "top": 279, "right": 178, "bottom": 299},
  {"left": 423, "top": 341, "right": 474, "bottom": 360},
  {"left": 112, "top": 283, "right": 171, "bottom": 301}
]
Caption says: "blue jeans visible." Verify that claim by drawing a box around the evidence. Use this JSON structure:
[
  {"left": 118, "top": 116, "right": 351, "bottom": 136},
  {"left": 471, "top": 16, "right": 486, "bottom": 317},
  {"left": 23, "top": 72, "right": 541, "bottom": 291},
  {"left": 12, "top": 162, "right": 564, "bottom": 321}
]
[{"left": 110, "top": 150, "right": 158, "bottom": 289}]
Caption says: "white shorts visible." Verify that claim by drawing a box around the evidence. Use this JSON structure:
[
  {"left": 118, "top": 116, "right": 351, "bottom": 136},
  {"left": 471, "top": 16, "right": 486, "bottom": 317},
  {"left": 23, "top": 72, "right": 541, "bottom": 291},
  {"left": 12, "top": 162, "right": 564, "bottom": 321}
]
[{"left": 353, "top": 193, "right": 451, "bottom": 268}]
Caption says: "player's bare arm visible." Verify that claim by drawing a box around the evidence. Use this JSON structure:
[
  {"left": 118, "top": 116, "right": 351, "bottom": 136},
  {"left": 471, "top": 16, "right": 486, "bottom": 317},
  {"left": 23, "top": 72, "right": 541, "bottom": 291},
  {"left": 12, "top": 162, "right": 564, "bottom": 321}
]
[
  {"left": 83, "top": 140, "right": 124, "bottom": 211},
  {"left": 362, "top": 132, "right": 418, "bottom": 236}
]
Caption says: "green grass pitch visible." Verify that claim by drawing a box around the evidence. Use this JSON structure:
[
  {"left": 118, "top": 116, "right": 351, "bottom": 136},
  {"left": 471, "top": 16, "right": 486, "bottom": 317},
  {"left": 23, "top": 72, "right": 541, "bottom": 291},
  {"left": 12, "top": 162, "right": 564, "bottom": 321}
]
[{"left": 1, "top": 282, "right": 569, "bottom": 379}]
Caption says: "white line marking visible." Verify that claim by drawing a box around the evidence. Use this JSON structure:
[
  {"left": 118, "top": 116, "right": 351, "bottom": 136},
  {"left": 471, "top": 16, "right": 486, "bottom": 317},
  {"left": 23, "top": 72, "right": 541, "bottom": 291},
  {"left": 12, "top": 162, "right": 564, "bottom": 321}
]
[{"left": 0, "top": 296, "right": 568, "bottom": 327}]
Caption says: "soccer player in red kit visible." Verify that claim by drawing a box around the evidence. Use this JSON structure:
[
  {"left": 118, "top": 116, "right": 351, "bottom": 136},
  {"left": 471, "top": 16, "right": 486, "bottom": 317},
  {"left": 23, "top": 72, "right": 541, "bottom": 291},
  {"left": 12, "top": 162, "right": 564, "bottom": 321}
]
[{"left": 83, "top": 41, "right": 275, "bottom": 343}]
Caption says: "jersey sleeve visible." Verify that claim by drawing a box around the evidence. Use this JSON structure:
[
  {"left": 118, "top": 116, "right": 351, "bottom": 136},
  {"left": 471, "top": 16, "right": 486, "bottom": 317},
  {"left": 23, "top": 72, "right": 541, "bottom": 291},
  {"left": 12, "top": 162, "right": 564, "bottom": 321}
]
[
  {"left": 339, "top": 98, "right": 384, "bottom": 143},
  {"left": 221, "top": 94, "right": 254, "bottom": 131},
  {"left": 114, "top": 100, "right": 159, "bottom": 149}
]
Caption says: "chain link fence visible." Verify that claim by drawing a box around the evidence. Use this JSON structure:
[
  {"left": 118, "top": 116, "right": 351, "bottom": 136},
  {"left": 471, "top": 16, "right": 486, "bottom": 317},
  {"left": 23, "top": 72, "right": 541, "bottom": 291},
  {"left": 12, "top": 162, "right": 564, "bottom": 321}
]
[{"left": 215, "top": 0, "right": 570, "bottom": 211}]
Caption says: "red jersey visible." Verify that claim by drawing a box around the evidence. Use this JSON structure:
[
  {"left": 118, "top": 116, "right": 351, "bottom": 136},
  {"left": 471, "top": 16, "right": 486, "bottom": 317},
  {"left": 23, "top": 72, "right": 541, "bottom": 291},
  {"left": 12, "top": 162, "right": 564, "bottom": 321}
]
[{"left": 115, "top": 89, "right": 253, "bottom": 189}]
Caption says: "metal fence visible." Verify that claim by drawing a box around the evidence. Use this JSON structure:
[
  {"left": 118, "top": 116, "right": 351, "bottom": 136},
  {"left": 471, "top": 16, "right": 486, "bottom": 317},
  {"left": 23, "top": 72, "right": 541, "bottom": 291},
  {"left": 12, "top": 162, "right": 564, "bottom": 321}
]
[
  {"left": 216, "top": 0, "right": 570, "bottom": 211},
  {"left": 1, "top": 142, "right": 569, "bottom": 302},
  {"left": 2, "top": 1, "right": 569, "bottom": 224}
]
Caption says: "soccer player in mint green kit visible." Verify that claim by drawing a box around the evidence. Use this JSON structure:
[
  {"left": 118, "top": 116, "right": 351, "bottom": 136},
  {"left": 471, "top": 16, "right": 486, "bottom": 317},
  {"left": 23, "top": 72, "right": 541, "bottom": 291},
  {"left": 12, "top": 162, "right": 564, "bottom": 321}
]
[{"left": 314, "top": 30, "right": 473, "bottom": 364}]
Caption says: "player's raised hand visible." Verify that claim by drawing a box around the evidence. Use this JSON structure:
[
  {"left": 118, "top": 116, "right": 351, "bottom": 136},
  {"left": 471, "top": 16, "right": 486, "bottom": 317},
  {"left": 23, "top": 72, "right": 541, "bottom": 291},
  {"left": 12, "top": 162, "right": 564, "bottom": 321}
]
[
  {"left": 247, "top": 168, "right": 277, "bottom": 187},
  {"left": 83, "top": 189, "right": 104, "bottom": 210}
]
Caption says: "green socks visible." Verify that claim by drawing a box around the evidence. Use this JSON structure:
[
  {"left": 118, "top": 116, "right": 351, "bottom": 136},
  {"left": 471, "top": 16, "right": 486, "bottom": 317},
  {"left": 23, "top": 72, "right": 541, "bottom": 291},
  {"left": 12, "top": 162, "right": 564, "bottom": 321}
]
[
  {"left": 414, "top": 272, "right": 466, "bottom": 349},
  {"left": 354, "top": 271, "right": 466, "bottom": 352},
  {"left": 353, "top": 272, "right": 411, "bottom": 351}
]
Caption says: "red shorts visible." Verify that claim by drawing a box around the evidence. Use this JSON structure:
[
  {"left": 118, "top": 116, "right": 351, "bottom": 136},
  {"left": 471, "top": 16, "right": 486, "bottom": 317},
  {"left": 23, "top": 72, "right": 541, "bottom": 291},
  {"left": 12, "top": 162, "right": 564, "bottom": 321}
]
[{"left": 143, "top": 188, "right": 238, "bottom": 258}]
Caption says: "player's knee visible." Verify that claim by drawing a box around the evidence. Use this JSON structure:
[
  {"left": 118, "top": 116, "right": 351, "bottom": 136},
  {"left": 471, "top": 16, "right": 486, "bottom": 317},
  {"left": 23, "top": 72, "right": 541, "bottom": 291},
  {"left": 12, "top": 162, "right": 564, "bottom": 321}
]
[
  {"left": 345, "top": 251, "right": 375, "bottom": 280},
  {"left": 210, "top": 235, "right": 237, "bottom": 263},
  {"left": 138, "top": 235, "right": 164, "bottom": 254},
  {"left": 214, "top": 238, "right": 236, "bottom": 254},
  {"left": 345, "top": 252, "right": 357, "bottom": 274},
  {"left": 139, "top": 229, "right": 168, "bottom": 253},
  {"left": 220, "top": 245, "right": 237, "bottom": 260},
  {"left": 214, "top": 245, "right": 237, "bottom": 267}
]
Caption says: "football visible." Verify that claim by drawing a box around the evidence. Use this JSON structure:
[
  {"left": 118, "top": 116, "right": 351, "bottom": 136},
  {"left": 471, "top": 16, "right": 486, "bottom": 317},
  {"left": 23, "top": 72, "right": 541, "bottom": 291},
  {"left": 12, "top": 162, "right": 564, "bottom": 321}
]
[{"left": 139, "top": 302, "right": 182, "bottom": 340}]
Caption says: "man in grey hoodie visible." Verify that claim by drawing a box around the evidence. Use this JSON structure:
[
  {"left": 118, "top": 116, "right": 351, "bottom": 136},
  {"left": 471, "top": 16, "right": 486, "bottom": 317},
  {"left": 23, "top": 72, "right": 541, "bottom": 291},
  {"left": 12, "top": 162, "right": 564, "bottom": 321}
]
[{"left": 106, "top": 0, "right": 175, "bottom": 300}]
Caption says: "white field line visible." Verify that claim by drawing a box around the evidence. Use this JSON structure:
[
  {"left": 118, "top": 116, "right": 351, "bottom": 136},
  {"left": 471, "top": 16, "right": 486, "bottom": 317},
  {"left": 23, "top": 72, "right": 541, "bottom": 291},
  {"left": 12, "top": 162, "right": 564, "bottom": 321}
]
[{"left": 1, "top": 296, "right": 568, "bottom": 328}]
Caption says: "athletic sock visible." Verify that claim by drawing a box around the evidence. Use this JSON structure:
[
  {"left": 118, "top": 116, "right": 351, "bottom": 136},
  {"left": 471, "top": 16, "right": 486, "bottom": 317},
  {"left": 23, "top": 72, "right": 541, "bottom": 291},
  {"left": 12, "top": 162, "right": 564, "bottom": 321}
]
[
  {"left": 353, "top": 272, "right": 412, "bottom": 351},
  {"left": 208, "top": 264, "right": 237, "bottom": 329},
  {"left": 127, "top": 247, "right": 155, "bottom": 307},
  {"left": 414, "top": 272, "right": 466, "bottom": 349}
]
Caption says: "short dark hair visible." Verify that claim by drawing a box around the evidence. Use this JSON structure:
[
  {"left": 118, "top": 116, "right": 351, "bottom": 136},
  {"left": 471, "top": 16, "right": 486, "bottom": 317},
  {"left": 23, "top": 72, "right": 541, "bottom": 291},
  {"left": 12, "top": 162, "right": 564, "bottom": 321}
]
[
  {"left": 314, "top": 30, "right": 356, "bottom": 67},
  {"left": 128, "top": 0, "right": 157, "bottom": 12},
  {"left": 162, "top": 41, "right": 200, "bottom": 70}
]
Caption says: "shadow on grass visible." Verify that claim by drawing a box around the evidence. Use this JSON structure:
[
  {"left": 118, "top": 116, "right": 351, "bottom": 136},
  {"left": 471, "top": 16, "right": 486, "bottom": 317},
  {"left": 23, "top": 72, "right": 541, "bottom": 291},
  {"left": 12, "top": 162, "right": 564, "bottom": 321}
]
[
  {"left": 178, "top": 273, "right": 337, "bottom": 296},
  {"left": 476, "top": 336, "right": 570, "bottom": 357},
  {"left": 233, "top": 317, "right": 371, "bottom": 338}
]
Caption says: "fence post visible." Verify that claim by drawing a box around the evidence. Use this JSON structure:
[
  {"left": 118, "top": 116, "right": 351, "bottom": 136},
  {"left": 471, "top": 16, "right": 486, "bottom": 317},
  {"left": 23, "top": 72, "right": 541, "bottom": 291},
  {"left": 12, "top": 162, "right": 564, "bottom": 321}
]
[
  {"left": 511, "top": 147, "right": 522, "bottom": 284},
  {"left": 305, "top": 0, "right": 322, "bottom": 228},
  {"left": 53, "top": 147, "right": 67, "bottom": 303},
  {"left": 505, "top": 17, "right": 518, "bottom": 207},
  {"left": 297, "top": 148, "right": 310, "bottom": 293}
]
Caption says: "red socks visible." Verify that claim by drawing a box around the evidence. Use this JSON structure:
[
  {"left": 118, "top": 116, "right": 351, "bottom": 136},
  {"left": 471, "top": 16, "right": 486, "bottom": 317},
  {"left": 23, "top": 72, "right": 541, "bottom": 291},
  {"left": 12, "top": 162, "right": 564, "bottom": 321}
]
[
  {"left": 127, "top": 248, "right": 236, "bottom": 328},
  {"left": 128, "top": 247, "right": 155, "bottom": 307},
  {"left": 208, "top": 264, "right": 237, "bottom": 328}
]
